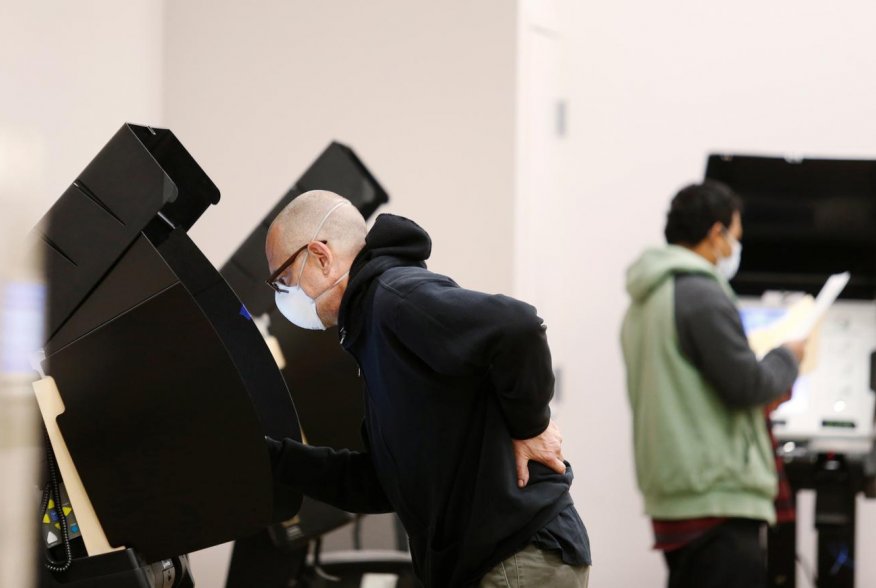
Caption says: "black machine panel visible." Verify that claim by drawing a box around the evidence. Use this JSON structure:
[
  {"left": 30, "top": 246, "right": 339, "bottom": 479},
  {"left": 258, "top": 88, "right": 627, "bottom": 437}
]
[
  {"left": 268, "top": 324, "right": 365, "bottom": 451},
  {"left": 38, "top": 124, "right": 216, "bottom": 343},
  {"left": 221, "top": 142, "right": 389, "bottom": 451},
  {"left": 705, "top": 154, "right": 876, "bottom": 299},
  {"left": 51, "top": 278, "right": 271, "bottom": 561},
  {"left": 40, "top": 548, "right": 194, "bottom": 588},
  {"left": 34, "top": 124, "right": 303, "bottom": 564}
]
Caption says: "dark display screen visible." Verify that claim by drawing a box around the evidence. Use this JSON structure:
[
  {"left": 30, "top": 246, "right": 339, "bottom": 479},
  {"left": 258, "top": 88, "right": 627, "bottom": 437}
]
[{"left": 705, "top": 155, "right": 876, "bottom": 299}]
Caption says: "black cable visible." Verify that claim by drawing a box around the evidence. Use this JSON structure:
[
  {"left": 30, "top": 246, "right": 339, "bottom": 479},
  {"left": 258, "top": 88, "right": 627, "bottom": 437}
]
[{"left": 40, "top": 432, "right": 73, "bottom": 573}]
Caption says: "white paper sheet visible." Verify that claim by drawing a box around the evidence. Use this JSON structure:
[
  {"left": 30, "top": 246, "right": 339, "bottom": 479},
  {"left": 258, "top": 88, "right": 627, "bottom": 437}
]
[{"left": 786, "top": 271, "right": 850, "bottom": 340}]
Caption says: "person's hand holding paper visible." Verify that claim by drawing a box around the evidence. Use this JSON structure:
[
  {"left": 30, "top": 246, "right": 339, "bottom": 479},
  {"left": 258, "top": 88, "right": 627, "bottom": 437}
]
[
  {"left": 747, "top": 272, "right": 851, "bottom": 411},
  {"left": 787, "top": 272, "right": 850, "bottom": 341},
  {"left": 748, "top": 297, "right": 814, "bottom": 363},
  {"left": 782, "top": 338, "right": 808, "bottom": 365}
]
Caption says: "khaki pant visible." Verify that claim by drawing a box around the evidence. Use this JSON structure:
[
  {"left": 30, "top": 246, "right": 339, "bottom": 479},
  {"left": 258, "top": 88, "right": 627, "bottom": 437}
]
[{"left": 479, "top": 544, "right": 591, "bottom": 587}]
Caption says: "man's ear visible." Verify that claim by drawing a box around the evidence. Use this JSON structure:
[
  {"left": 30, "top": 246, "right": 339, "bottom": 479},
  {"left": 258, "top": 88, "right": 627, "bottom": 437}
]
[
  {"left": 308, "top": 241, "right": 333, "bottom": 275},
  {"left": 707, "top": 221, "right": 724, "bottom": 243}
]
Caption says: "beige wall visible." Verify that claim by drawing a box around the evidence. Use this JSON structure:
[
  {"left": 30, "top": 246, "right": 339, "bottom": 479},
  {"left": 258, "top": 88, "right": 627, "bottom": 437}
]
[
  {"left": 0, "top": 0, "right": 165, "bottom": 226},
  {"left": 163, "top": 0, "right": 517, "bottom": 296}
]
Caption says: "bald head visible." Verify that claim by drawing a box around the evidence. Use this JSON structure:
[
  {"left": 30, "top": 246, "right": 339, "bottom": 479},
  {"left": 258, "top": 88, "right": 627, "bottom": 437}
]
[
  {"left": 267, "top": 190, "right": 367, "bottom": 269},
  {"left": 265, "top": 191, "right": 367, "bottom": 329}
]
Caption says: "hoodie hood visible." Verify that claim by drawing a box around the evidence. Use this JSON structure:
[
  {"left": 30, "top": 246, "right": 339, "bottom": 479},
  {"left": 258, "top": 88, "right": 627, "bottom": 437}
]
[
  {"left": 338, "top": 213, "right": 431, "bottom": 345},
  {"left": 625, "top": 245, "right": 725, "bottom": 303}
]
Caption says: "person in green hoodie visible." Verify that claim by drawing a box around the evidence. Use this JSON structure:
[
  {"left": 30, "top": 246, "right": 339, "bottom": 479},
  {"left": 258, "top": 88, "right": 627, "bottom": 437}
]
[{"left": 621, "top": 180, "right": 806, "bottom": 588}]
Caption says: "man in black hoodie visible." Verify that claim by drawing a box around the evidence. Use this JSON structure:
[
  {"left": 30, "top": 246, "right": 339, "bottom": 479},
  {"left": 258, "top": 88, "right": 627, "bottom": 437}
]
[{"left": 264, "top": 190, "right": 590, "bottom": 587}]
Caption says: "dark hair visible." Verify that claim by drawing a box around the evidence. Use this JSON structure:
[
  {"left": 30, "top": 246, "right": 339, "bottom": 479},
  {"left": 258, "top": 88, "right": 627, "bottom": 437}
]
[{"left": 664, "top": 180, "right": 743, "bottom": 245}]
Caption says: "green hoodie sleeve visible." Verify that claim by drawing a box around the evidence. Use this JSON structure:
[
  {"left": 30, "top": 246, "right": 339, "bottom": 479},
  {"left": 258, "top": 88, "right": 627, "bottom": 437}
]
[{"left": 674, "top": 274, "right": 799, "bottom": 408}]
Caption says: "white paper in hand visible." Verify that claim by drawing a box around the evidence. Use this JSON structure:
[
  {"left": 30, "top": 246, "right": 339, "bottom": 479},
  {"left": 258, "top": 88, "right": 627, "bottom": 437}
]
[{"left": 786, "top": 272, "right": 850, "bottom": 341}]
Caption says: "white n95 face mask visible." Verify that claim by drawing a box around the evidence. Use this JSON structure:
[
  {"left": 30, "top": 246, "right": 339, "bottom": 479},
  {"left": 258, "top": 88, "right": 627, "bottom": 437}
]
[
  {"left": 716, "top": 237, "right": 742, "bottom": 281},
  {"left": 275, "top": 281, "right": 326, "bottom": 330},
  {"left": 273, "top": 200, "right": 350, "bottom": 330},
  {"left": 274, "top": 266, "right": 349, "bottom": 331}
]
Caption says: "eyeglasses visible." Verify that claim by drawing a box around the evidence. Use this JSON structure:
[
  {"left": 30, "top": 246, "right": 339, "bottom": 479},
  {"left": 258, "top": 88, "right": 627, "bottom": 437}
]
[{"left": 265, "top": 240, "right": 327, "bottom": 293}]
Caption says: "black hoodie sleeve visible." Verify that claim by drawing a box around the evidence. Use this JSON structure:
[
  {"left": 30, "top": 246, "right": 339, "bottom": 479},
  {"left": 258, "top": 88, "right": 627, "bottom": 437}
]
[
  {"left": 266, "top": 437, "right": 394, "bottom": 514},
  {"left": 387, "top": 279, "right": 554, "bottom": 439}
]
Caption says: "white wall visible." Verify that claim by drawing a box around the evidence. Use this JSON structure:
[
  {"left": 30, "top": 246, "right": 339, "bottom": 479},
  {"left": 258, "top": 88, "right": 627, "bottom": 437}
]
[{"left": 548, "top": 1, "right": 876, "bottom": 586}]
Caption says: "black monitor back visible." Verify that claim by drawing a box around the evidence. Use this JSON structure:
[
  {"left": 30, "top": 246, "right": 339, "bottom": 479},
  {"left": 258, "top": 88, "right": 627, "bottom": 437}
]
[{"left": 705, "top": 154, "right": 876, "bottom": 299}]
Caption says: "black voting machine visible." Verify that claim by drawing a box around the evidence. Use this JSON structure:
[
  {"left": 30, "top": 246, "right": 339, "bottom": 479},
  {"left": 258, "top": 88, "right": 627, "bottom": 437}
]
[
  {"left": 220, "top": 143, "right": 417, "bottom": 588},
  {"left": 706, "top": 155, "right": 876, "bottom": 588},
  {"left": 34, "top": 124, "right": 303, "bottom": 587}
]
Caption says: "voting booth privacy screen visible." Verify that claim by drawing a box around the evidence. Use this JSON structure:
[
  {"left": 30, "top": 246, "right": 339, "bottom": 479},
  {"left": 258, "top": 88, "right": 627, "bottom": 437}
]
[
  {"left": 34, "top": 124, "right": 303, "bottom": 564},
  {"left": 707, "top": 154, "right": 876, "bottom": 450}
]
